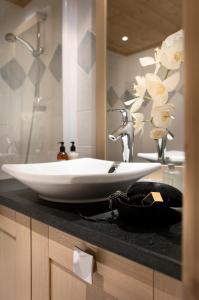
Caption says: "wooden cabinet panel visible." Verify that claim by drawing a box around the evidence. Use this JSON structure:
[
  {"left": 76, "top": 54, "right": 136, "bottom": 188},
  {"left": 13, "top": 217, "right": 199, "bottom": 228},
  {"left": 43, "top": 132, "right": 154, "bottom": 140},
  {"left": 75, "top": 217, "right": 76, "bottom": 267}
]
[
  {"left": 32, "top": 221, "right": 153, "bottom": 300},
  {"left": 50, "top": 262, "right": 117, "bottom": 300},
  {"left": 0, "top": 206, "right": 31, "bottom": 300},
  {"left": 0, "top": 230, "right": 16, "bottom": 300},
  {"left": 0, "top": 205, "right": 16, "bottom": 236},
  {"left": 32, "top": 220, "right": 118, "bottom": 300},
  {"left": 154, "top": 272, "right": 182, "bottom": 300},
  {"left": 32, "top": 220, "right": 49, "bottom": 300},
  {"left": 15, "top": 213, "right": 31, "bottom": 300},
  {"left": 0, "top": 212, "right": 183, "bottom": 300},
  {"left": 51, "top": 262, "right": 87, "bottom": 300},
  {"left": 49, "top": 227, "right": 153, "bottom": 300}
]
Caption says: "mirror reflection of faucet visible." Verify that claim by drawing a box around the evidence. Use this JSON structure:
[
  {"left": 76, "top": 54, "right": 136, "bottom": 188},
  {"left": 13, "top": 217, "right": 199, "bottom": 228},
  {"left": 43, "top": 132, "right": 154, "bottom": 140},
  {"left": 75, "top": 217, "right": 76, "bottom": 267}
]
[{"left": 107, "top": 109, "right": 134, "bottom": 162}]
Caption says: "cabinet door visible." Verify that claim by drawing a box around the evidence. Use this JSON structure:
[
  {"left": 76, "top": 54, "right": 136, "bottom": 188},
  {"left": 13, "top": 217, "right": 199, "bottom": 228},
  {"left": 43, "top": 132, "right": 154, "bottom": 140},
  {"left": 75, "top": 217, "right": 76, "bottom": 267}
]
[
  {"left": 32, "top": 219, "right": 153, "bottom": 300},
  {"left": 154, "top": 271, "right": 182, "bottom": 300},
  {"left": 0, "top": 205, "right": 31, "bottom": 300}
]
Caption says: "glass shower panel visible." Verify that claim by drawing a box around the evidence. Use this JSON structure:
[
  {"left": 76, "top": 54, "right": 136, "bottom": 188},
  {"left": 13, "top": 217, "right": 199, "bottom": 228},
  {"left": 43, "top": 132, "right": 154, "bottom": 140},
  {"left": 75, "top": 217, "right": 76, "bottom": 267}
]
[{"left": 0, "top": 0, "right": 63, "bottom": 179}]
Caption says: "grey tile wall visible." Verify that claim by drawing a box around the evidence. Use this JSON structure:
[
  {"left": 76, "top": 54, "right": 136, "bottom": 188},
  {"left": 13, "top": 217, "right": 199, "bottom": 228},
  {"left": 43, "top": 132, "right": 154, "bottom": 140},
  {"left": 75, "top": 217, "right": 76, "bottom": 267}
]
[
  {"left": 0, "top": 58, "right": 26, "bottom": 90},
  {"left": 78, "top": 31, "right": 96, "bottom": 74},
  {"left": 0, "top": 46, "right": 62, "bottom": 90},
  {"left": 28, "top": 58, "right": 46, "bottom": 85},
  {"left": 120, "top": 89, "right": 133, "bottom": 103},
  {"left": 49, "top": 44, "right": 62, "bottom": 82}
]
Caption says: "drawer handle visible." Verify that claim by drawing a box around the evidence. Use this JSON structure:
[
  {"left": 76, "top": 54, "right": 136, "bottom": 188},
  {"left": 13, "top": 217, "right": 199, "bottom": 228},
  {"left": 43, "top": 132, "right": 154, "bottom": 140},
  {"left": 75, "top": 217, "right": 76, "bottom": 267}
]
[{"left": 73, "top": 247, "right": 94, "bottom": 284}]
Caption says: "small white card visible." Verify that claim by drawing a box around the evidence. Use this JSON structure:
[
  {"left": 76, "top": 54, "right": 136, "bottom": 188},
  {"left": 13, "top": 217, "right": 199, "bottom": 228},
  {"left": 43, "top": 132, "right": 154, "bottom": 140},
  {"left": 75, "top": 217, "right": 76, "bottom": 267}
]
[{"left": 73, "top": 247, "right": 94, "bottom": 284}]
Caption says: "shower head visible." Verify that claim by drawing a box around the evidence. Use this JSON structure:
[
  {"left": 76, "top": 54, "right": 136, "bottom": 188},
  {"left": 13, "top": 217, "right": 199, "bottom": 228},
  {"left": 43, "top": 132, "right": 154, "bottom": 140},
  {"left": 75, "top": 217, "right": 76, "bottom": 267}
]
[
  {"left": 4, "top": 33, "right": 43, "bottom": 57},
  {"left": 5, "top": 33, "right": 16, "bottom": 42}
]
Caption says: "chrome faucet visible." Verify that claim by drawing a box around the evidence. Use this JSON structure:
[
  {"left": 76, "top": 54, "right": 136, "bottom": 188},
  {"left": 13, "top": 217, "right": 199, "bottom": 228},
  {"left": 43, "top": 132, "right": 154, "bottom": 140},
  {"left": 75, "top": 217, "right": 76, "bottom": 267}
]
[{"left": 108, "top": 109, "right": 134, "bottom": 162}]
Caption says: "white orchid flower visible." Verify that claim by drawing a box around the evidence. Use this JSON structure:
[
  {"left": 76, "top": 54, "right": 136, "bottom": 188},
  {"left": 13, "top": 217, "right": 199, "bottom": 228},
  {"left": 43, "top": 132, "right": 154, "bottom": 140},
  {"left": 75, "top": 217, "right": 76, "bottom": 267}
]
[
  {"left": 132, "top": 113, "right": 145, "bottom": 135},
  {"left": 139, "top": 54, "right": 161, "bottom": 74},
  {"left": 124, "top": 97, "right": 144, "bottom": 113},
  {"left": 164, "top": 72, "right": 180, "bottom": 92},
  {"left": 151, "top": 103, "right": 175, "bottom": 128},
  {"left": 134, "top": 76, "right": 146, "bottom": 98},
  {"left": 124, "top": 98, "right": 135, "bottom": 106},
  {"left": 164, "top": 29, "right": 184, "bottom": 48},
  {"left": 150, "top": 128, "right": 167, "bottom": 140},
  {"left": 130, "top": 98, "right": 144, "bottom": 113},
  {"left": 145, "top": 72, "right": 180, "bottom": 105},
  {"left": 139, "top": 56, "right": 156, "bottom": 67},
  {"left": 155, "top": 30, "right": 184, "bottom": 70}
]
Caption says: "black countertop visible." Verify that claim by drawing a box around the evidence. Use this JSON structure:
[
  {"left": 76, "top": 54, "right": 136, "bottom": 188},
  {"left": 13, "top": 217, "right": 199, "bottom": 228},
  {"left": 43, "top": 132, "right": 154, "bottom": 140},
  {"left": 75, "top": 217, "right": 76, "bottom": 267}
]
[{"left": 0, "top": 179, "right": 181, "bottom": 280}]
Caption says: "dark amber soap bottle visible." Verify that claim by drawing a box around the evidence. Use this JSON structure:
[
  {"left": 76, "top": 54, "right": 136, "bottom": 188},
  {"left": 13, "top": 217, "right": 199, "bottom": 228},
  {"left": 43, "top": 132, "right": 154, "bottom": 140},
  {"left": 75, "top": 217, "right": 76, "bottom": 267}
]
[{"left": 57, "top": 142, "right": 69, "bottom": 160}]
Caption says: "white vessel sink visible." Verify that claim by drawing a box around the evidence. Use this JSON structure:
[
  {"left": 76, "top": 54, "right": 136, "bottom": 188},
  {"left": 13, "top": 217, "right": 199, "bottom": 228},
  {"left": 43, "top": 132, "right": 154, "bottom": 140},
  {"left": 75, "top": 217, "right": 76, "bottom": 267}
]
[
  {"left": 2, "top": 158, "right": 160, "bottom": 203},
  {"left": 137, "top": 151, "right": 185, "bottom": 165}
]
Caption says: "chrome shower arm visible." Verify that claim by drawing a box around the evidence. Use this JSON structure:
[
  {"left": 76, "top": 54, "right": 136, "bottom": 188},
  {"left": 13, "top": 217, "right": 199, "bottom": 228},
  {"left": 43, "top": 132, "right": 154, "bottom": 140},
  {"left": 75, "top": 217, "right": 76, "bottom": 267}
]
[
  {"left": 16, "top": 36, "right": 35, "bottom": 53},
  {"left": 16, "top": 36, "right": 43, "bottom": 57},
  {"left": 5, "top": 33, "right": 43, "bottom": 57}
]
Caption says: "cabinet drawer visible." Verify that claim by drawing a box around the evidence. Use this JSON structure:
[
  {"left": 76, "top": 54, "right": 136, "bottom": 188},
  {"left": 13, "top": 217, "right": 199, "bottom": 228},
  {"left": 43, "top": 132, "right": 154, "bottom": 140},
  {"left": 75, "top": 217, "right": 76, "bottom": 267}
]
[
  {"left": 49, "top": 227, "right": 153, "bottom": 300},
  {"left": 0, "top": 205, "right": 16, "bottom": 237},
  {"left": 154, "top": 272, "right": 182, "bottom": 300}
]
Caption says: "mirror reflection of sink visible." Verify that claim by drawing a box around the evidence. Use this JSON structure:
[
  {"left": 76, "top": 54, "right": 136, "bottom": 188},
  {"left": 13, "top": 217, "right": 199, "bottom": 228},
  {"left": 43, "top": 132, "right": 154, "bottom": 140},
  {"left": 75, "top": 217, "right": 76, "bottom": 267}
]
[
  {"left": 0, "top": 153, "right": 17, "bottom": 180},
  {"left": 2, "top": 158, "right": 160, "bottom": 203},
  {"left": 137, "top": 151, "right": 185, "bottom": 165}
]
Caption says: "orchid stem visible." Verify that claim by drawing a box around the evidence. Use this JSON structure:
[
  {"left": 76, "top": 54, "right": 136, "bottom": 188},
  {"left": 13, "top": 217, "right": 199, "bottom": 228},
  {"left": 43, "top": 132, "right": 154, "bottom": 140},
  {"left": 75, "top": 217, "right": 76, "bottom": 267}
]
[{"left": 144, "top": 95, "right": 152, "bottom": 101}]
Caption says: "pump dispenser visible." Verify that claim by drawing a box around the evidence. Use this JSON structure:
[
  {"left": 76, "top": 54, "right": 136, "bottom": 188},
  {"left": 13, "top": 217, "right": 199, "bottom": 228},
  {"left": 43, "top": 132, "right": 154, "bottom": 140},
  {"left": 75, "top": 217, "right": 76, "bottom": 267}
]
[
  {"left": 57, "top": 142, "right": 69, "bottom": 161},
  {"left": 69, "top": 141, "right": 79, "bottom": 159}
]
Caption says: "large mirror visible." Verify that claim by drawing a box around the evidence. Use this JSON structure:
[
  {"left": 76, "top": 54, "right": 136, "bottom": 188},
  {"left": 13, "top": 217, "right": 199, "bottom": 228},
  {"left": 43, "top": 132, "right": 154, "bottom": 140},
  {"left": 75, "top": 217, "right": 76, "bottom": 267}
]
[{"left": 106, "top": 0, "right": 184, "bottom": 168}]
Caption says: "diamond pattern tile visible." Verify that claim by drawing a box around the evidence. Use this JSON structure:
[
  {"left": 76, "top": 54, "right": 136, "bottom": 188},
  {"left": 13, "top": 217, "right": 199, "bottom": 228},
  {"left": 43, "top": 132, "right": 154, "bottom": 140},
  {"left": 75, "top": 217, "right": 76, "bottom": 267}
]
[
  {"left": 49, "top": 44, "right": 62, "bottom": 82},
  {"left": 120, "top": 89, "right": 133, "bottom": 103},
  {"left": 0, "top": 58, "right": 26, "bottom": 90},
  {"left": 28, "top": 58, "right": 46, "bottom": 85},
  {"left": 107, "top": 87, "right": 119, "bottom": 107},
  {"left": 78, "top": 31, "right": 96, "bottom": 74}
]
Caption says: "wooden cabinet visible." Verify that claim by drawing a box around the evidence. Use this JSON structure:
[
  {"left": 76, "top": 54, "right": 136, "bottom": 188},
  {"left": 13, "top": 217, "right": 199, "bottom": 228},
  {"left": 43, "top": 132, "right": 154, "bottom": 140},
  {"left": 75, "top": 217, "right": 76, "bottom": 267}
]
[
  {"left": 0, "top": 205, "right": 31, "bottom": 300},
  {"left": 0, "top": 207, "right": 182, "bottom": 300},
  {"left": 32, "top": 220, "right": 153, "bottom": 300},
  {"left": 154, "top": 272, "right": 182, "bottom": 300}
]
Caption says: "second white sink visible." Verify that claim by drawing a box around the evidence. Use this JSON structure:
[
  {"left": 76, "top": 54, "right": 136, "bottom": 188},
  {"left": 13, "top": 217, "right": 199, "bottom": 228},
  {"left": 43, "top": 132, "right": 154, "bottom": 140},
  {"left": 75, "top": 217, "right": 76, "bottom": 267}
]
[{"left": 138, "top": 151, "right": 185, "bottom": 165}]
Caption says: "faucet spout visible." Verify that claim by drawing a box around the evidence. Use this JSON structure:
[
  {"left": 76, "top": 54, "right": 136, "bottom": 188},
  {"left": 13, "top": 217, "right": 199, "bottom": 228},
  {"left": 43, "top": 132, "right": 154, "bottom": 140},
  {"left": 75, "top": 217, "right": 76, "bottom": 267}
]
[
  {"left": 108, "top": 109, "right": 134, "bottom": 162},
  {"left": 121, "top": 134, "right": 133, "bottom": 162}
]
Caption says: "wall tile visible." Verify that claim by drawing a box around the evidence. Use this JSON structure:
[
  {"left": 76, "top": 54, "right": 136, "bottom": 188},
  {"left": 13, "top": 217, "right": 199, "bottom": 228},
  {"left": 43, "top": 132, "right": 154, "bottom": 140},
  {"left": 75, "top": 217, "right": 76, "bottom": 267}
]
[
  {"left": 78, "top": 30, "right": 96, "bottom": 74},
  {"left": 107, "top": 87, "right": 120, "bottom": 107},
  {"left": 0, "top": 58, "right": 25, "bottom": 90},
  {"left": 77, "top": 110, "right": 96, "bottom": 147},
  {"left": 77, "top": 66, "right": 96, "bottom": 111},
  {"left": 49, "top": 44, "right": 62, "bottom": 82},
  {"left": 77, "top": 146, "right": 96, "bottom": 158},
  {"left": 28, "top": 58, "right": 46, "bottom": 85},
  {"left": 120, "top": 89, "right": 133, "bottom": 103}
]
